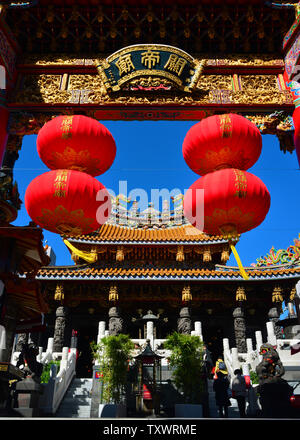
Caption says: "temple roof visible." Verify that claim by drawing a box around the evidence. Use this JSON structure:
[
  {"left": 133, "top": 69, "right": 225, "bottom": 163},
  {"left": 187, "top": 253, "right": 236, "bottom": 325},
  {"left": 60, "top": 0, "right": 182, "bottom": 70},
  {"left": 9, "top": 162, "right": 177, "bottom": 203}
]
[
  {"left": 68, "top": 223, "right": 229, "bottom": 245},
  {"left": 0, "top": 224, "right": 50, "bottom": 274},
  {"left": 37, "top": 262, "right": 300, "bottom": 282},
  {"left": 5, "top": 277, "right": 49, "bottom": 319}
]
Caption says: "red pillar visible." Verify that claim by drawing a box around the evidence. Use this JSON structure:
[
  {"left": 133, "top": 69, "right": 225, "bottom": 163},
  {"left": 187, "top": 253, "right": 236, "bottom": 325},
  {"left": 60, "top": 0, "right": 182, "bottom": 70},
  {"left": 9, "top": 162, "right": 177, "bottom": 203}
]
[
  {"left": 0, "top": 106, "right": 8, "bottom": 167},
  {"left": 292, "top": 107, "right": 300, "bottom": 167}
]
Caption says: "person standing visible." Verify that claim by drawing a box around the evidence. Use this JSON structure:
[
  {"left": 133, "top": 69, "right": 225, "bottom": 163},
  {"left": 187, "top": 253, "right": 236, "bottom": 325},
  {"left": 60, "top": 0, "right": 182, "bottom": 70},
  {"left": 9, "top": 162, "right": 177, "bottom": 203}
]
[
  {"left": 213, "top": 357, "right": 228, "bottom": 379},
  {"left": 213, "top": 371, "right": 231, "bottom": 418},
  {"left": 231, "top": 369, "right": 247, "bottom": 418},
  {"left": 203, "top": 345, "right": 213, "bottom": 378}
]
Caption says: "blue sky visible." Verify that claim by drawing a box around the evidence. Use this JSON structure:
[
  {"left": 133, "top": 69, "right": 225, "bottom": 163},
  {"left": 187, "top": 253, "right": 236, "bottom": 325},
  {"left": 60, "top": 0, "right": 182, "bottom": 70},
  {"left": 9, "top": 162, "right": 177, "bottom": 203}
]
[{"left": 13, "top": 120, "right": 299, "bottom": 273}]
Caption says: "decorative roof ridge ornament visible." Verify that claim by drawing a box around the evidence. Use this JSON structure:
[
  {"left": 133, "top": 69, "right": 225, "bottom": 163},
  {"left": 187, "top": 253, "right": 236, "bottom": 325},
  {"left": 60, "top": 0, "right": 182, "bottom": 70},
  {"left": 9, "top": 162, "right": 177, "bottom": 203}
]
[
  {"left": 95, "top": 44, "right": 204, "bottom": 93},
  {"left": 251, "top": 234, "right": 300, "bottom": 267}
]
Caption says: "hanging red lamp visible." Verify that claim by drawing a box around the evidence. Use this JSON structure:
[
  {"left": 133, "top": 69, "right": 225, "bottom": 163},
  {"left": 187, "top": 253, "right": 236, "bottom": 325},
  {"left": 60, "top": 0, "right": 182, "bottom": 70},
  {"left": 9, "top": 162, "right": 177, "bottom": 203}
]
[
  {"left": 36, "top": 115, "right": 116, "bottom": 177},
  {"left": 182, "top": 113, "right": 262, "bottom": 175},
  {"left": 25, "top": 169, "right": 111, "bottom": 236},
  {"left": 183, "top": 168, "right": 271, "bottom": 238}
]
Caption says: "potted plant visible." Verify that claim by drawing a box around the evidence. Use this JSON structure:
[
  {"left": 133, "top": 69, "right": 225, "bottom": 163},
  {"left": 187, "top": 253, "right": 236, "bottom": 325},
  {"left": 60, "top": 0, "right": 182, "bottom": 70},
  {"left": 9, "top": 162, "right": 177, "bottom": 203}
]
[
  {"left": 164, "top": 332, "right": 206, "bottom": 418},
  {"left": 91, "top": 334, "right": 134, "bottom": 418}
]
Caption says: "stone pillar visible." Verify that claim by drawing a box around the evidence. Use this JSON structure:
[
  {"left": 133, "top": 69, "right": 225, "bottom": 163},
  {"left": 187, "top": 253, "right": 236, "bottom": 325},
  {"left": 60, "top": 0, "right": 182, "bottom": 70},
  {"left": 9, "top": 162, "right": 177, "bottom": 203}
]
[
  {"left": 146, "top": 321, "right": 154, "bottom": 348},
  {"left": 233, "top": 307, "right": 247, "bottom": 353},
  {"left": 246, "top": 338, "right": 253, "bottom": 353},
  {"left": 233, "top": 286, "right": 247, "bottom": 353},
  {"left": 108, "top": 306, "right": 124, "bottom": 336},
  {"left": 255, "top": 331, "right": 263, "bottom": 352},
  {"left": 97, "top": 321, "right": 106, "bottom": 343},
  {"left": 232, "top": 347, "right": 240, "bottom": 371},
  {"left": 53, "top": 306, "right": 70, "bottom": 352},
  {"left": 177, "top": 307, "right": 192, "bottom": 334},
  {"left": 268, "top": 307, "right": 282, "bottom": 339},
  {"left": 266, "top": 321, "right": 277, "bottom": 346},
  {"left": 194, "top": 321, "right": 202, "bottom": 338}
]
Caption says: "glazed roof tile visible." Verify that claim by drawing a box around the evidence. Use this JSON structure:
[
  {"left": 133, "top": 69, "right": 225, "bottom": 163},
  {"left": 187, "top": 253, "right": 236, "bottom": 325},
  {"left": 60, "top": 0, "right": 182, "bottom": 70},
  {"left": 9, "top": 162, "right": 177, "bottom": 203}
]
[
  {"left": 37, "top": 263, "right": 300, "bottom": 282},
  {"left": 67, "top": 224, "right": 229, "bottom": 244}
]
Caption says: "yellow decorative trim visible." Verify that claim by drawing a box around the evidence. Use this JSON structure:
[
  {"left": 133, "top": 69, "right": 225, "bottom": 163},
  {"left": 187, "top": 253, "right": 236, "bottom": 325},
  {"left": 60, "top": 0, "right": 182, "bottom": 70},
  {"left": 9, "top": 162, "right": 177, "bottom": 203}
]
[{"left": 230, "top": 244, "right": 249, "bottom": 280}]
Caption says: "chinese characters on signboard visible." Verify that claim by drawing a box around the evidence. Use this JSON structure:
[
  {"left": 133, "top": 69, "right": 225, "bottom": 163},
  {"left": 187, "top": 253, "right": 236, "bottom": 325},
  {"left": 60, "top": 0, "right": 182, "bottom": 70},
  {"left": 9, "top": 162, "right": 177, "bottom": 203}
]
[{"left": 97, "top": 44, "right": 197, "bottom": 92}]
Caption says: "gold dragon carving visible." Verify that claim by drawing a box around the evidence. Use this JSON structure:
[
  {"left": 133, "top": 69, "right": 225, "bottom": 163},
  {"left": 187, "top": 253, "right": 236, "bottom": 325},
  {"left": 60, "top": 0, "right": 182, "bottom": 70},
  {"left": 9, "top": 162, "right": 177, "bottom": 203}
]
[{"left": 11, "top": 72, "right": 289, "bottom": 106}]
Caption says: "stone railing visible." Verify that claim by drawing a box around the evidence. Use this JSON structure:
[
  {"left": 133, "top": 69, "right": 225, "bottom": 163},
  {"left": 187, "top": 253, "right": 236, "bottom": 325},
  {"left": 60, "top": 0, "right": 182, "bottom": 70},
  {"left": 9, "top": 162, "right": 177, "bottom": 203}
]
[
  {"left": 12, "top": 337, "right": 76, "bottom": 415},
  {"left": 222, "top": 322, "right": 300, "bottom": 379}
]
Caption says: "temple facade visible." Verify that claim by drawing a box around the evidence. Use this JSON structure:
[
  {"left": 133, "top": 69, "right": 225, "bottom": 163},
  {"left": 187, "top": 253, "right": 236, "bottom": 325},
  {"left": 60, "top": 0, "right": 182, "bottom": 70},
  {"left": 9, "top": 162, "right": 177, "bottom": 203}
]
[
  {"left": 36, "top": 198, "right": 300, "bottom": 377},
  {"left": 0, "top": 0, "right": 299, "bottom": 400}
]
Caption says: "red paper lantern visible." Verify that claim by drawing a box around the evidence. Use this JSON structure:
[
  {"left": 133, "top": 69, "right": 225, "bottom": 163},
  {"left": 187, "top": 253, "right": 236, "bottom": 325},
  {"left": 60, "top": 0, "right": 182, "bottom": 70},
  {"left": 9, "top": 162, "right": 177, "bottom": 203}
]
[
  {"left": 292, "top": 108, "right": 300, "bottom": 167},
  {"left": 25, "top": 169, "right": 111, "bottom": 235},
  {"left": 183, "top": 168, "right": 270, "bottom": 237},
  {"left": 182, "top": 114, "right": 262, "bottom": 175},
  {"left": 37, "top": 115, "right": 116, "bottom": 176}
]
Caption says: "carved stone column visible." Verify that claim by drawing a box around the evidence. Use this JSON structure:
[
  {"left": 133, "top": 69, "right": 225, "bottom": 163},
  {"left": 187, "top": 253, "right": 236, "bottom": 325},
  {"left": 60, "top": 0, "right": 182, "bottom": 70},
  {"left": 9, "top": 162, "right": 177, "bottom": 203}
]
[
  {"left": 53, "top": 306, "right": 70, "bottom": 352},
  {"left": 108, "top": 306, "right": 124, "bottom": 336},
  {"left": 268, "top": 307, "right": 282, "bottom": 339},
  {"left": 233, "top": 307, "right": 247, "bottom": 353},
  {"left": 107, "top": 284, "right": 124, "bottom": 335},
  {"left": 177, "top": 307, "right": 192, "bottom": 335},
  {"left": 15, "top": 333, "right": 28, "bottom": 352},
  {"left": 233, "top": 286, "right": 247, "bottom": 353}
]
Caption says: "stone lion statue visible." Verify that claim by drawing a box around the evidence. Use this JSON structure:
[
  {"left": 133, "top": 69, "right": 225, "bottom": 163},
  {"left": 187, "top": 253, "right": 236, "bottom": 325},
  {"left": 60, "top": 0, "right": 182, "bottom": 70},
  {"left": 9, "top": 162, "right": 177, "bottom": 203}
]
[{"left": 256, "top": 343, "right": 285, "bottom": 385}]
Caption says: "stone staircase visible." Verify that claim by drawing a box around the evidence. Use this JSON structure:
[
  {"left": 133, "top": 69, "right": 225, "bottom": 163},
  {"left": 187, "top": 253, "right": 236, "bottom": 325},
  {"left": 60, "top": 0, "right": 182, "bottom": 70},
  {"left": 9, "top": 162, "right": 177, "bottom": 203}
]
[
  {"left": 55, "top": 378, "right": 92, "bottom": 418},
  {"left": 54, "top": 377, "right": 242, "bottom": 419}
]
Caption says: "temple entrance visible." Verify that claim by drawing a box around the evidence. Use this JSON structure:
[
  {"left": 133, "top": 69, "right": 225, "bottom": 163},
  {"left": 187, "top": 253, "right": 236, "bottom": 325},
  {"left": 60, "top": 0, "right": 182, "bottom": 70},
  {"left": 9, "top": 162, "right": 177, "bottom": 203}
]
[
  {"left": 202, "top": 326, "right": 225, "bottom": 366},
  {"left": 75, "top": 326, "right": 97, "bottom": 378}
]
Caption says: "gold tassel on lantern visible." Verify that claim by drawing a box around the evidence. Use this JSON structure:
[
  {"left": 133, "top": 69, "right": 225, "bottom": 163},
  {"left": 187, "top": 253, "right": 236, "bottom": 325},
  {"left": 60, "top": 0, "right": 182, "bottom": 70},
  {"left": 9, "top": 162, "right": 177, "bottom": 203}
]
[
  {"left": 176, "top": 246, "right": 185, "bottom": 262},
  {"left": 272, "top": 286, "right": 283, "bottom": 303},
  {"left": 54, "top": 284, "right": 64, "bottom": 302},
  {"left": 236, "top": 286, "right": 246, "bottom": 302},
  {"left": 116, "top": 246, "right": 124, "bottom": 262},
  {"left": 182, "top": 285, "right": 192, "bottom": 303},
  {"left": 109, "top": 284, "right": 118, "bottom": 302}
]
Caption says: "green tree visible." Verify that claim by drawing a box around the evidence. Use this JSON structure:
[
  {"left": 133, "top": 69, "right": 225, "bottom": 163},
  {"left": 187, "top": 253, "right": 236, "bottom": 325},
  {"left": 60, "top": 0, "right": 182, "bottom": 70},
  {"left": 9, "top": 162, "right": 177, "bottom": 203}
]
[
  {"left": 91, "top": 334, "right": 134, "bottom": 404},
  {"left": 164, "top": 332, "right": 205, "bottom": 404}
]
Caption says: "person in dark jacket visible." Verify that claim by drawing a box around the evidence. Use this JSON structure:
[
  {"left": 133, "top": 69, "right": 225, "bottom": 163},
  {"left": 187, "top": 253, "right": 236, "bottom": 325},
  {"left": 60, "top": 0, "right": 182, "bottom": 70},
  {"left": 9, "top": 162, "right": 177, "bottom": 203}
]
[
  {"left": 231, "top": 369, "right": 247, "bottom": 418},
  {"left": 213, "top": 371, "right": 231, "bottom": 417}
]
